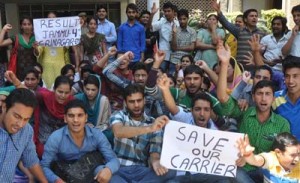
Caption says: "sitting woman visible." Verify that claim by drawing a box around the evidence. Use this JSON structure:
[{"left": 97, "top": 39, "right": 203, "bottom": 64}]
[{"left": 75, "top": 74, "right": 111, "bottom": 130}]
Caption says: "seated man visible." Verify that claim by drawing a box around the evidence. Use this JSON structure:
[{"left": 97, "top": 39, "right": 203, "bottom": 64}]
[
  {"left": 0, "top": 88, "right": 47, "bottom": 182},
  {"left": 41, "top": 99, "right": 120, "bottom": 183},
  {"left": 216, "top": 40, "right": 290, "bottom": 183},
  {"left": 110, "top": 83, "right": 175, "bottom": 182}
]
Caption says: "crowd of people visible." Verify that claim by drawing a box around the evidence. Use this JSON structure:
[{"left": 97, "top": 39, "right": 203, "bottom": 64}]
[{"left": 0, "top": 0, "right": 300, "bottom": 182}]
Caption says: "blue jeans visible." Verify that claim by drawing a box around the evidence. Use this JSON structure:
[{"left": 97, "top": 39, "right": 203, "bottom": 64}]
[
  {"left": 111, "top": 165, "right": 176, "bottom": 183},
  {"left": 229, "top": 167, "right": 257, "bottom": 183}
]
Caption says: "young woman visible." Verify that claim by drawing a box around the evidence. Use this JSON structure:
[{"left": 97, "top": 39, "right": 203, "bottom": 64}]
[
  {"left": 33, "top": 12, "right": 70, "bottom": 89},
  {"left": 80, "top": 16, "right": 107, "bottom": 65},
  {"left": 0, "top": 17, "right": 36, "bottom": 80},
  {"left": 194, "top": 14, "right": 225, "bottom": 68},
  {"left": 75, "top": 74, "right": 111, "bottom": 130}
]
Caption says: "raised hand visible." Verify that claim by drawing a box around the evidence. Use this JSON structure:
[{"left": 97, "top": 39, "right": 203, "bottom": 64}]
[
  {"left": 248, "top": 34, "right": 262, "bottom": 52},
  {"left": 242, "top": 51, "right": 255, "bottom": 65},
  {"left": 216, "top": 40, "right": 231, "bottom": 64},
  {"left": 122, "top": 51, "right": 134, "bottom": 61},
  {"left": 195, "top": 60, "right": 209, "bottom": 70},
  {"left": 151, "top": 2, "right": 160, "bottom": 15},
  {"left": 151, "top": 115, "right": 169, "bottom": 132},
  {"left": 157, "top": 74, "right": 170, "bottom": 91},
  {"left": 153, "top": 50, "right": 166, "bottom": 64},
  {"left": 211, "top": 0, "right": 221, "bottom": 13},
  {"left": 108, "top": 46, "right": 117, "bottom": 57},
  {"left": 242, "top": 71, "right": 251, "bottom": 83},
  {"left": 236, "top": 134, "right": 255, "bottom": 157},
  {"left": 3, "top": 24, "right": 13, "bottom": 32}
]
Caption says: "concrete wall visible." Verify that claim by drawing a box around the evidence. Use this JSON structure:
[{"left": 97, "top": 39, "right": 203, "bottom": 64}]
[{"left": 5, "top": 3, "right": 19, "bottom": 35}]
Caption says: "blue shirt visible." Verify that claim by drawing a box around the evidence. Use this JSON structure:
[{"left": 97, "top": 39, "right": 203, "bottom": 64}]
[
  {"left": 273, "top": 89, "right": 300, "bottom": 140},
  {"left": 117, "top": 21, "right": 146, "bottom": 62},
  {"left": 0, "top": 124, "right": 40, "bottom": 182},
  {"left": 96, "top": 19, "right": 117, "bottom": 49},
  {"left": 41, "top": 125, "right": 120, "bottom": 183}
]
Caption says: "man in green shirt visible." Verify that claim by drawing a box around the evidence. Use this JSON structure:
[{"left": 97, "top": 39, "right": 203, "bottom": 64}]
[{"left": 216, "top": 40, "right": 290, "bottom": 183}]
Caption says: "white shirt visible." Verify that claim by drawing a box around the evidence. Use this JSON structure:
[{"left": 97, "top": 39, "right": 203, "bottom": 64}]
[
  {"left": 285, "top": 31, "right": 300, "bottom": 57},
  {"left": 260, "top": 34, "right": 288, "bottom": 70},
  {"left": 152, "top": 17, "right": 179, "bottom": 61}
]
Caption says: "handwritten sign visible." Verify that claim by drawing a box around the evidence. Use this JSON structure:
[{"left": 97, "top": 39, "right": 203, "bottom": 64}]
[
  {"left": 161, "top": 121, "right": 244, "bottom": 177},
  {"left": 33, "top": 16, "right": 81, "bottom": 47}
]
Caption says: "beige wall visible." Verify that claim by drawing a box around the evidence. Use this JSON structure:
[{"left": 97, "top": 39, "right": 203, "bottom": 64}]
[{"left": 5, "top": 3, "right": 19, "bottom": 35}]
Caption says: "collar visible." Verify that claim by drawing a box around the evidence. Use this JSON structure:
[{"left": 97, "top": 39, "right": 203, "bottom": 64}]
[
  {"left": 124, "top": 109, "right": 153, "bottom": 124},
  {"left": 98, "top": 19, "right": 108, "bottom": 24},
  {"left": 126, "top": 20, "right": 138, "bottom": 26},
  {"left": 248, "top": 107, "right": 276, "bottom": 123}
]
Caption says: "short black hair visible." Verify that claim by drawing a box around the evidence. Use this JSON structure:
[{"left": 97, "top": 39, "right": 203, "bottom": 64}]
[
  {"left": 126, "top": 3, "right": 138, "bottom": 13},
  {"left": 252, "top": 80, "right": 275, "bottom": 95},
  {"left": 181, "top": 55, "right": 194, "bottom": 64},
  {"left": 97, "top": 4, "right": 107, "bottom": 12},
  {"left": 80, "top": 64, "right": 94, "bottom": 77},
  {"left": 163, "top": 2, "right": 174, "bottom": 10},
  {"left": 61, "top": 64, "right": 75, "bottom": 76},
  {"left": 84, "top": 74, "right": 100, "bottom": 89},
  {"left": 140, "top": 10, "right": 150, "bottom": 18},
  {"left": 177, "top": 9, "right": 189, "bottom": 19},
  {"left": 243, "top": 9, "right": 258, "bottom": 22},
  {"left": 123, "top": 83, "right": 144, "bottom": 99},
  {"left": 24, "top": 66, "right": 39, "bottom": 79},
  {"left": 291, "top": 4, "right": 300, "bottom": 14},
  {"left": 132, "top": 62, "right": 148, "bottom": 75},
  {"left": 272, "top": 16, "right": 288, "bottom": 34},
  {"left": 202, "top": 76, "right": 211, "bottom": 91},
  {"left": 5, "top": 88, "right": 37, "bottom": 111},
  {"left": 64, "top": 99, "right": 87, "bottom": 114},
  {"left": 192, "top": 93, "right": 213, "bottom": 108},
  {"left": 283, "top": 56, "right": 300, "bottom": 75},
  {"left": 54, "top": 75, "right": 72, "bottom": 90},
  {"left": 33, "top": 62, "right": 43, "bottom": 74},
  {"left": 184, "top": 65, "right": 204, "bottom": 78},
  {"left": 254, "top": 65, "right": 273, "bottom": 79},
  {"left": 272, "top": 132, "right": 298, "bottom": 152}
]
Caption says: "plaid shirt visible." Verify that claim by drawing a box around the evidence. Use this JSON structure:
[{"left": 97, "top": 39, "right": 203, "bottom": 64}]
[
  {"left": 0, "top": 124, "right": 40, "bottom": 182},
  {"left": 170, "top": 26, "right": 196, "bottom": 64},
  {"left": 110, "top": 109, "right": 163, "bottom": 166}
]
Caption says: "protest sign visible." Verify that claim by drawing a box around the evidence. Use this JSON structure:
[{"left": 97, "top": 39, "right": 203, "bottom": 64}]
[
  {"left": 161, "top": 121, "right": 244, "bottom": 177},
  {"left": 33, "top": 16, "right": 81, "bottom": 47}
]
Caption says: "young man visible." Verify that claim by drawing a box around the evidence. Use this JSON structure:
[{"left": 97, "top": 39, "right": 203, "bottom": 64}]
[
  {"left": 103, "top": 51, "right": 134, "bottom": 112},
  {"left": 0, "top": 88, "right": 47, "bottom": 183},
  {"left": 231, "top": 65, "right": 272, "bottom": 107},
  {"left": 117, "top": 3, "right": 145, "bottom": 65},
  {"left": 139, "top": 10, "right": 159, "bottom": 60},
  {"left": 216, "top": 40, "right": 290, "bottom": 182},
  {"left": 260, "top": 16, "right": 288, "bottom": 70},
  {"left": 149, "top": 2, "right": 179, "bottom": 71},
  {"left": 157, "top": 74, "right": 231, "bottom": 182},
  {"left": 41, "top": 99, "right": 120, "bottom": 183},
  {"left": 211, "top": 0, "right": 265, "bottom": 67},
  {"left": 96, "top": 5, "right": 117, "bottom": 52},
  {"left": 282, "top": 4, "right": 300, "bottom": 57},
  {"left": 170, "top": 9, "right": 196, "bottom": 75},
  {"left": 273, "top": 56, "right": 300, "bottom": 141},
  {"left": 110, "top": 84, "right": 175, "bottom": 182}
]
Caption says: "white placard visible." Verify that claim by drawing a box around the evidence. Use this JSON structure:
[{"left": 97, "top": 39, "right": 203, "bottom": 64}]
[
  {"left": 161, "top": 120, "right": 244, "bottom": 177},
  {"left": 33, "top": 16, "right": 81, "bottom": 47}
]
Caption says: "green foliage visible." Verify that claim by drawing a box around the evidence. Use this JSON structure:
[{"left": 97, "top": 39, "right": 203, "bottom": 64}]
[
  {"left": 188, "top": 9, "right": 206, "bottom": 31},
  {"left": 223, "top": 11, "right": 243, "bottom": 23},
  {"left": 261, "top": 9, "right": 286, "bottom": 30}
]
